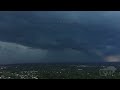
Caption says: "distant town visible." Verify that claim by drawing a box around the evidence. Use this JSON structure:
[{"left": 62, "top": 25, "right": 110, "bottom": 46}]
[{"left": 0, "top": 63, "right": 120, "bottom": 79}]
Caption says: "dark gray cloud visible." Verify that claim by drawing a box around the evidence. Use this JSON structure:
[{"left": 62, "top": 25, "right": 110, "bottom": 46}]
[
  {"left": 0, "top": 41, "right": 48, "bottom": 64},
  {"left": 0, "top": 11, "right": 120, "bottom": 63}
]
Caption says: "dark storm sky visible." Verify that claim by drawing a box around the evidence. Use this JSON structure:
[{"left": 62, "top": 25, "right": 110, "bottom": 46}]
[{"left": 0, "top": 11, "right": 120, "bottom": 64}]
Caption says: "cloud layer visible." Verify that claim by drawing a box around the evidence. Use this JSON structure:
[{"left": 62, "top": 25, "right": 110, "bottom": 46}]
[
  {"left": 0, "top": 41, "right": 48, "bottom": 64},
  {"left": 0, "top": 11, "right": 120, "bottom": 63},
  {"left": 0, "top": 41, "right": 103, "bottom": 64}
]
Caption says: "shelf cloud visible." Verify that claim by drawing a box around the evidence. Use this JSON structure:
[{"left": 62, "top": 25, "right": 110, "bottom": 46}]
[{"left": 0, "top": 11, "right": 120, "bottom": 63}]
